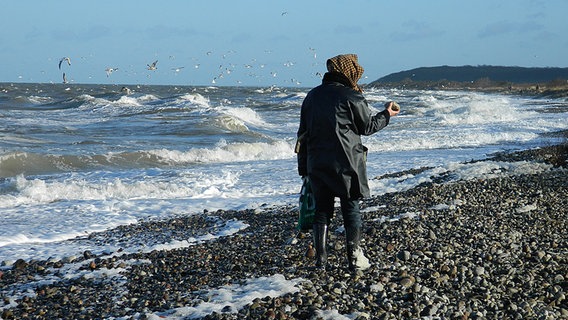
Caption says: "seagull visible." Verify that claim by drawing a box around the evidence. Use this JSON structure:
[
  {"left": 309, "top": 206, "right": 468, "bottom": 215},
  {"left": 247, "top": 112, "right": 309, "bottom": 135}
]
[
  {"left": 59, "top": 57, "right": 71, "bottom": 70},
  {"left": 105, "top": 67, "right": 118, "bottom": 77},
  {"left": 172, "top": 66, "right": 184, "bottom": 73},
  {"left": 147, "top": 60, "right": 158, "bottom": 70},
  {"left": 309, "top": 47, "right": 317, "bottom": 59}
]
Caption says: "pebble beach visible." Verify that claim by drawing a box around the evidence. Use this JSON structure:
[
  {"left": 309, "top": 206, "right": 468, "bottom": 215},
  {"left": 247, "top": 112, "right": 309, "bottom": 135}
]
[{"left": 1, "top": 144, "right": 567, "bottom": 320}]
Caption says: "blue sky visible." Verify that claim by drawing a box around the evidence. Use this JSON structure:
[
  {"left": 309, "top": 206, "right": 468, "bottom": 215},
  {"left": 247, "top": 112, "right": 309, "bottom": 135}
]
[{"left": 2, "top": 0, "right": 566, "bottom": 87}]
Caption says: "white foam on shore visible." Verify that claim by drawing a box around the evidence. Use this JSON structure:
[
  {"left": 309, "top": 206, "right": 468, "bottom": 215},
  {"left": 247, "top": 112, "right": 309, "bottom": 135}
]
[
  {"left": 146, "top": 274, "right": 303, "bottom": 319},
  {"left": 370, "top": 211, "right": 422, "bottom": 224},
  {"left": 147, "top": 219, "right": 249, "bottom": 252},
  {"left": 368, "top": 160, "right": 553, "bottom": 197},
  {"left": 316, "top": 309, "right": 361, "bottom": 320},
  {"left": 0, "top": 217, "right": 248, "bottom": 269},
  {"left": 0, "top": 219, "right": 250, "bottom": 313}
]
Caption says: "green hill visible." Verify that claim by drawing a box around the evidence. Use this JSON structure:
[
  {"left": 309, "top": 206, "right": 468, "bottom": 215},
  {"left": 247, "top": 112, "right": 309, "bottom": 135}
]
[{"left": 370, "top": 65, "right": 568, "bottom": 85}]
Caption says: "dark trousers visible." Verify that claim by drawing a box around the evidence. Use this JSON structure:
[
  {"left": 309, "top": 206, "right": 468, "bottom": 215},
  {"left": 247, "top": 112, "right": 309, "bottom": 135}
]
[{"left": 312, "top": 182, "right": 361, "bottom": 229}]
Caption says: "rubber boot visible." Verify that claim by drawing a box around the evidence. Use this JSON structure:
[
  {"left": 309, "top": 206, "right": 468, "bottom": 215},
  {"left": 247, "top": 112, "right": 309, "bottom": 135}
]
[
  {"left": 313, "top": 223, "right": 328, "bottom": 268},
  {"left": 345, "top": 226, "right": 370, "bottom": 271}
]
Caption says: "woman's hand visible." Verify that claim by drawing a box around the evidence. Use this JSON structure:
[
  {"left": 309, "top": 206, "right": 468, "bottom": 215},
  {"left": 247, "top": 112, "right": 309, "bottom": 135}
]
[{"left": 385, "top": 101, "right": 401, "bottom": 116}]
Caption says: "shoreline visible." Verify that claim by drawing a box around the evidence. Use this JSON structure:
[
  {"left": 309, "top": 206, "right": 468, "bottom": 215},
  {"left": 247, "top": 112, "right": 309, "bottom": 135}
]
[
  {"left": 1, "top": 144, "right": 567, "bottom": 319},
  {"left": 368, "top": 82, "right": 568, "bottom": 99}
]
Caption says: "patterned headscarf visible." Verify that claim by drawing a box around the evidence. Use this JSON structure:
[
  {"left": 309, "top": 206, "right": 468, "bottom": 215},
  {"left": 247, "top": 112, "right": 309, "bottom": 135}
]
[{"left": 326, "top": 54, "right": 364, "bottom": 92}]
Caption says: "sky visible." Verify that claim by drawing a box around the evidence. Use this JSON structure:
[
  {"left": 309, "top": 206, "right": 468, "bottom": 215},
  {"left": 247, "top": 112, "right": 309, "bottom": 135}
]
[{"left": 1, "top": 0, "right": 567, "bottom": 88}]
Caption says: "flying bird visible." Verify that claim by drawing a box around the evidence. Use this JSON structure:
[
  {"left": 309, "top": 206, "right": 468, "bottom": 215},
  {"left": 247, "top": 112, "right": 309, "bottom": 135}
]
[
  {"left": 59, "top": 57, "right": 71, "bottom": 70},
  {"left": 105, "top": 68, "right": 118, "bottom": 77},
  {"left": 147, "top": 60, "right": 158, "bottom": 70},
  {"left": 309, "top": 47, "right": 317, "bottom": 59},
  {"left": 172, "top": 66, "right": 185, "bottom": 73}
]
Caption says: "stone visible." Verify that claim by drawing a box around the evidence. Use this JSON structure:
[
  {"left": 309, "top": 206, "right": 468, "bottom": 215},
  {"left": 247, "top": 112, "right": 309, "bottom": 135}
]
[{"left": 397, "top": 250, "right": 411, "bottom": 261}]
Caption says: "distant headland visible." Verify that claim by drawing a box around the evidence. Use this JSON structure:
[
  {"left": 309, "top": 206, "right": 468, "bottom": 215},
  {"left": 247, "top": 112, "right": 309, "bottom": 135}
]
[{"left": 368, "top": 65, "right": 568, "bottom": 98}]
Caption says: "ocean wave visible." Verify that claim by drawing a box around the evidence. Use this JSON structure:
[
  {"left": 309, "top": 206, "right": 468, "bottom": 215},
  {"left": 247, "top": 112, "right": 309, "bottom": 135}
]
[
  {"left": 0, "top": 152, "right": 88, "bottom": 178},
  {"left": 77, "top": 94, "right": 144, "bottom": 110},
  {"left": 273, "top": 92, "right": 306, "bottom": 101},
  {"left": 0, "top": 140, "right": 295, "bottom": 178},
  {"left": 28, "top": 95, "right": 55, "bottom": 104},
  {"left": 364, "top": 130, "right": 541, "bottom": 153},
  {"left": 0, "top": 134, "right": 50, "bottom": 146},
  {"left": 175, "top": 93, "right": 211, "bottom": 108},
  {"left": 213, "top": 115, "right": 250, "bottom": 132},
  {"left": 430, "top": 94, "right": 533, "bottom": 125},
  {"left": 68, "top": 92, "right": 216, "bottom": 116},
  {"left": 221, "top": 106, "right": 270, "bottom": 127},
  {"left": 389, "top": 91, "right": 536, "bottom": 126},
  {"left": 146, "top": 140, "right": 294, "bottom": 164},
  {"left": 0, "top": 165, "right": 245, "bottom": 208}
]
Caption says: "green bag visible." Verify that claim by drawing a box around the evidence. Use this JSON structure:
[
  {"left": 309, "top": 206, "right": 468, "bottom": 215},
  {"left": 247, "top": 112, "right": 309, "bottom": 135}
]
[{"left": 297, "top": 177, "right": 316, "bottom": 231}]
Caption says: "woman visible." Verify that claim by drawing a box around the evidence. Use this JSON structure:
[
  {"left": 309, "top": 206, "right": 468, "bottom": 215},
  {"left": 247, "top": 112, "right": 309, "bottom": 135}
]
[{"left": 297, "top": 54, "right": 400, "bottom": 271}]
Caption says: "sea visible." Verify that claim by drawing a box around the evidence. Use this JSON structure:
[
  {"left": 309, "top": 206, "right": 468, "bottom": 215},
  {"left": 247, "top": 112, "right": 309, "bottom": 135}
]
[{"left": 1, "top": 82, "right": 567, "bottom": 266}]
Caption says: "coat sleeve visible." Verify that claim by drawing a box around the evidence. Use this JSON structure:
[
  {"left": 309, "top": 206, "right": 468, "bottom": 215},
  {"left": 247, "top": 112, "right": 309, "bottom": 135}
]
[
  {"left": 296, "top": 105, "right": 308, "bottom": 176},
  {"left": 349, "top": 94, "right": 390, "bottom": 136}
]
